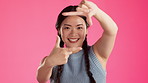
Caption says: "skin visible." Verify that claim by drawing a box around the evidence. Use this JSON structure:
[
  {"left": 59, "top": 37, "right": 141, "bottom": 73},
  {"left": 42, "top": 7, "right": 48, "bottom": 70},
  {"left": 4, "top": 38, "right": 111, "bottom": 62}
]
[{"left": 37, "top": 0, "right": 118, "bottom": 83}]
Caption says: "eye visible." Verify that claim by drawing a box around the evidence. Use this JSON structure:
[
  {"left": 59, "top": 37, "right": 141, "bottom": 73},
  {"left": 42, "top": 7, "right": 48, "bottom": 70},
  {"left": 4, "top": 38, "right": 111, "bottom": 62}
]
[
  {"left": 77, "top": 27, "right": 83, "bottom": 29},
  {"left": 63, "top": 27, "right": 70, "bottom": 29}
]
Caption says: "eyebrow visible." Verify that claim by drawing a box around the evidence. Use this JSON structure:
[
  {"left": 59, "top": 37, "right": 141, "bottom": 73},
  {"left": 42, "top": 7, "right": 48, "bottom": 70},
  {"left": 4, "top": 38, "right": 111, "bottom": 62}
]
[
  {"left": 63, "top": 24, "right": 72, "bottom": 26},
  {"left": 77, "top": 24, "right": 83, "bottom": 26},
  {"left": 63, "top": 24, "right": 84, "bottom": 26}
]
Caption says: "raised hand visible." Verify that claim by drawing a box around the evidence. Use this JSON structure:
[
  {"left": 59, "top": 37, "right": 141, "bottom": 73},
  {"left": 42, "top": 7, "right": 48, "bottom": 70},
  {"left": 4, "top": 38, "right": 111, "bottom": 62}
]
[
  {"left": 62, "top": 0, "right": 100, "bottom": 26},
  {"left": 44, "top": 36, "right": 82, "bottom": 67}
]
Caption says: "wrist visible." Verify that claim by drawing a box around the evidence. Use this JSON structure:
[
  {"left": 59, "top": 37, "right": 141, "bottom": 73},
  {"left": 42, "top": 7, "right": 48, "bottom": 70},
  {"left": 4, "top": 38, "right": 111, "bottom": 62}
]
[
  {"left": 94, "top": 8, "right": 102, "bottom": 18},
  {"left": 43, "top": 57, "right": 55, "bottom": 69},
  {"left": 43, "top": 63, "right": 54, "bottom": 69}
]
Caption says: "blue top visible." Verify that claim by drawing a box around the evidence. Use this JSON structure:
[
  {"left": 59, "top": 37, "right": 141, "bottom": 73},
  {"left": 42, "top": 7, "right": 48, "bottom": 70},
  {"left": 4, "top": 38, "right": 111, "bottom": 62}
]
[{"left": 50, "top": 46, "right": 106, "bottom": 83}]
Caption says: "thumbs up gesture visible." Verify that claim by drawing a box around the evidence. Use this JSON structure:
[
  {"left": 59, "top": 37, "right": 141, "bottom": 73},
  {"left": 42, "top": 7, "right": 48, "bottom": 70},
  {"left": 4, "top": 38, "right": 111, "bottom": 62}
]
[{"left": 44, "top": 36, "right": 82, "bottom": 67}]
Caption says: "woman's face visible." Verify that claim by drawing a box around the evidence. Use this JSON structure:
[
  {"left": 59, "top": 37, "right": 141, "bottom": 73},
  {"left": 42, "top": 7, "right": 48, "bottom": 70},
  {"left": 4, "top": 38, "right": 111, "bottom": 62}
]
[{"left": 59, "top": 16, "right": 88, "bottom": 48}]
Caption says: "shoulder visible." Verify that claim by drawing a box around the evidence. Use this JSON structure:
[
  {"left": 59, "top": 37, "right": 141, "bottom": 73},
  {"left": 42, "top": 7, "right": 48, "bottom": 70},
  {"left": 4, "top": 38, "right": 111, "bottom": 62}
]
[{"left": 88, "top": 45, "right": 107, "bottom": 70}]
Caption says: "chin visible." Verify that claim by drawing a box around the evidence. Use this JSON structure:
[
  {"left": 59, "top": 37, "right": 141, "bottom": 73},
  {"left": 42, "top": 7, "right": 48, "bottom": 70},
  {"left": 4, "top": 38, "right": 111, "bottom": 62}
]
[{"left": 66, "top": 44, "right": 82, "bottom": 48}]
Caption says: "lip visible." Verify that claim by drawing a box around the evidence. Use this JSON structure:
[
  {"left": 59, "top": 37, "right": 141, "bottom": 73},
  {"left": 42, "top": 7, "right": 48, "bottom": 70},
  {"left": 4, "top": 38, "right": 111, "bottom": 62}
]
[{"left": 68, "top": 38, "right": 79, "bottom": 43}]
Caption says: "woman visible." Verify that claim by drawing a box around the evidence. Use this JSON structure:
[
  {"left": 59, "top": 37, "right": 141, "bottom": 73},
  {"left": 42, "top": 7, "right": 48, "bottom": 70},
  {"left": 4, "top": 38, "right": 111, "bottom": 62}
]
[{"left": 37, "top": 0, "right": 118, "bottom": 83}]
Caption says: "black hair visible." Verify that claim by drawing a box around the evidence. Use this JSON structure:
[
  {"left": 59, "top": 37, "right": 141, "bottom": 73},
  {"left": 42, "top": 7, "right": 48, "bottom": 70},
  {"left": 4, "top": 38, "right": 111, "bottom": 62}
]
[
  {"left": 55, "top": 5, "right": 89, "bottom": 31},
  {"left": 52, "top": 5, "right": 96, "bottom": 83}
]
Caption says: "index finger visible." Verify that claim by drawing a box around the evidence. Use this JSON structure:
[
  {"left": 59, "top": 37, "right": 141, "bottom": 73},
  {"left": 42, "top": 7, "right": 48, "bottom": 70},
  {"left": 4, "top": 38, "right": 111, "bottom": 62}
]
[{"left": 62, "top": 11, "right": 84, "bottom": 16}]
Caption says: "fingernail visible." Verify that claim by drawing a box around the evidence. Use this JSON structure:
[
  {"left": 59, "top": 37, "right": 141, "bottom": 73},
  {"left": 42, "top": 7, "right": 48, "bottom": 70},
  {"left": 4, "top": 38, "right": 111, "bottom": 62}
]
[
  {"left": 79, "top": 47, "right": 82, "bottom": 50},
  {"left": 68, "top": 51, "right": 72, "bottom": 54},
  {"left": 62, "top": 13, "right": 67, "bottom": 16}
]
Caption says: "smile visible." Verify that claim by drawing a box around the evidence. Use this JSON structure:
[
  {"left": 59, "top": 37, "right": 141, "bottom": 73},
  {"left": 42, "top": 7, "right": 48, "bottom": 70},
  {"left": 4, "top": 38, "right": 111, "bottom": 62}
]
[{"left": 68, "top": 38, "right": 79, "bottom": 43}]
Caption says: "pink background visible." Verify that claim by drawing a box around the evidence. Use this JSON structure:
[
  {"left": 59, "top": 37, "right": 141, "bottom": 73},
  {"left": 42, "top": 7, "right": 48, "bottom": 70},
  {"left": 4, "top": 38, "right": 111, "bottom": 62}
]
[{"left": 0, "top": 0, "right": 148, "bottom": 83}]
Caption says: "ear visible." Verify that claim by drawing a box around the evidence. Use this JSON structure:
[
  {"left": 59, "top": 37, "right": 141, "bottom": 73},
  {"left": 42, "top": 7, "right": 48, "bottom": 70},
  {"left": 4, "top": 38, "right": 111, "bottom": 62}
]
[
  {"left": 58, "top": 31, "right": 61, "bottom": 35},
  {"left": 57, "top": 28, "right": 61, "bottom": 35},
  {"left": 86, "top": 29, "right": 88, "bottom": 35}
]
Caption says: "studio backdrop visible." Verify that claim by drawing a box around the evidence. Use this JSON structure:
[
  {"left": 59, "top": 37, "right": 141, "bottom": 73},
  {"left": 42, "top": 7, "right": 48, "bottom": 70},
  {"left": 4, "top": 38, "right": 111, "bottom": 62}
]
[{"left": 0, "top": 0, "right": 148, "bottom": 83}]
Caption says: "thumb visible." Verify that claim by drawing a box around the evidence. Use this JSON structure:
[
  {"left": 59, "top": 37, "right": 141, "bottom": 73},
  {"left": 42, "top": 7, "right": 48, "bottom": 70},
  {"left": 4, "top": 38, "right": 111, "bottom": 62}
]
[
  {"left": 55, "top": 36, "right": 61, "bottom": 48},
  {"left": 67, "top": 47, "right": 82, "bottom": 54},
  {"left": 87, "top": 15, "right": 93, "bottom": 26}
]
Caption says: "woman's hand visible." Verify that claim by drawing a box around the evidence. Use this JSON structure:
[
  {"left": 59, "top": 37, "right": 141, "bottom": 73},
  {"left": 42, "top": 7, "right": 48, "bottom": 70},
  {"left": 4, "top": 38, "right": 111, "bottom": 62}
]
[
  {"left": 44, "top": 36, "right": 82, "bottom": 68},
  {"left": 62, "top": 0, "right": 100, "bottom": 26}
]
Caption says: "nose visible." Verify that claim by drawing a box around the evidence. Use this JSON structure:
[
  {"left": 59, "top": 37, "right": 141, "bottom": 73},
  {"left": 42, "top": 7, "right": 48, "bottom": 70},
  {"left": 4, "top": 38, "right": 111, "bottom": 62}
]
[{"left": 70, "top": 28, "right": 78, "bottom": 36}]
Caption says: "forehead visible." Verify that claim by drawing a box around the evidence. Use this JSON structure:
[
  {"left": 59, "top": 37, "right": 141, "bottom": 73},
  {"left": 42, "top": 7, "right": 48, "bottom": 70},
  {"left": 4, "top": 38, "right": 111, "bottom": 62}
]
[{"left": 61, "top": 16, "right": 85, "bottom": 25}]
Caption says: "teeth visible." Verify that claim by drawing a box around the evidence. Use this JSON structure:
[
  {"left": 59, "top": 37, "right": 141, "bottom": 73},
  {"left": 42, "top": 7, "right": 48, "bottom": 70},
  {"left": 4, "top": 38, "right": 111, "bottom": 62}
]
[{"left": 69, "top": 39, "right": 78, "bottom": 42}]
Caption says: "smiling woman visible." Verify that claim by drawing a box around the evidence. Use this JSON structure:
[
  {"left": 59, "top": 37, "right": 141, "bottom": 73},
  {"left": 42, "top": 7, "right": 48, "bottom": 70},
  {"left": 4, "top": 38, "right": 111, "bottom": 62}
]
[{"left": 36, "top": 0, "right": 118, "bottom": 83}]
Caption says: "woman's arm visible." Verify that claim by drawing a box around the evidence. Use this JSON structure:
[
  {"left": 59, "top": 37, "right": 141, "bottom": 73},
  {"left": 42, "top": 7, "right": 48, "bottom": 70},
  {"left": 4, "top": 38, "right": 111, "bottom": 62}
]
[
  {"left": 83, "top": 0, "right": 118, "bottom": 69},
  {"left": 37, "top": 56, "right": 53, "bottom": 83},
  {"left": 92, "top": 7, "right": 118, "bottom": 70},
  {"left": 36, "top": 36, "right": 82, "bottom": 82},
  {"left": 93, "top": 6, "right": 118, "bottom": 60},
  {"left": 78, "top": 0, "right": 118, "bottom": 60}
]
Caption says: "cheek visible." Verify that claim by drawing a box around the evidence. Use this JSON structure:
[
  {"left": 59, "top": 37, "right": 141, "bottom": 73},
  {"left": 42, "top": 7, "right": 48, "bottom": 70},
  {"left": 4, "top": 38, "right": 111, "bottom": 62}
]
[
  {"left": 81, "top": 30, "right": 88, "bottom": 41},
  {"left": 79, "top": 32, "right": 87, "bottom": 41},
  {"left": 80, "top": 30, "right": 87, "bottom": 37},
  {"left": 60, "top": 30, "right": 70, "bottom": 42},
  {"left": 62, "top": 30, "right": 70, "bottom": 37}
]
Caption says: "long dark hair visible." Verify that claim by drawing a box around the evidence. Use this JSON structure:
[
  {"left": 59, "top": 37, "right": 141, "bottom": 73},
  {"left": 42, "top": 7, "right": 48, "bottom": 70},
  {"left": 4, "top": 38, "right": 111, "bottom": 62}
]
[{"left": 53, "top": 5, "right": 96, "bottom": 83}]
